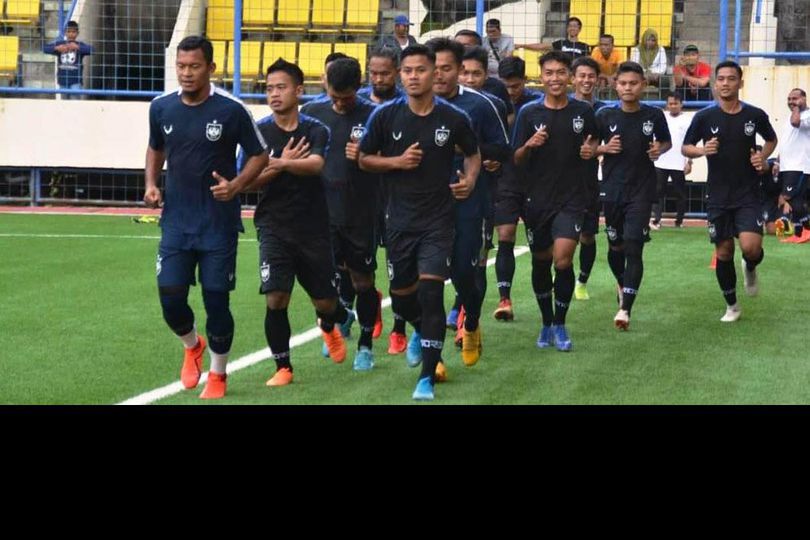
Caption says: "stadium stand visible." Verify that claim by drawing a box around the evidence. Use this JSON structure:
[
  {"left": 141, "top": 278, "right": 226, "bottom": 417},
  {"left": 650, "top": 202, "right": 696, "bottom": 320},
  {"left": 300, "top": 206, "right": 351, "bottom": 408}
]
[
  {"left": 640, "top": 0, "right": 675, "bottom": 47},
  {"left": 0, "top": 35, "right": 19, "bottom": 81},
  {"left": 568, "top": 0, "right": 602, "bottom": 46},
  {"left": 604, "top": 0, "right": 638, "bottom": 47},
  {"left": 3, "top": 0, "right": 40, "bottom": 25}
]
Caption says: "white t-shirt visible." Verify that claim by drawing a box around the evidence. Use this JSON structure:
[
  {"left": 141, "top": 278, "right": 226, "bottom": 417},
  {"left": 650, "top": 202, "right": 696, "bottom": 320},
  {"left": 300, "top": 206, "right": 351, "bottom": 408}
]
[
  {"left": 778, "top": 108, "right": 810, "bottom": 173},
  {"left": 655, "top": 111, "right": 692, "bottom": 171}
]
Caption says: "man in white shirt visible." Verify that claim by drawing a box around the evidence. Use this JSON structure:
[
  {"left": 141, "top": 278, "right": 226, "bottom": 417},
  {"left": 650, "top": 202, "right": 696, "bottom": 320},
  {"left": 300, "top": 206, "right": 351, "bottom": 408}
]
[
  {"left": 778, "top": 88, "right": 810, "bottom": 242},
  {"left": 651, "top": 92, "right": 692, "bottom": 228}
]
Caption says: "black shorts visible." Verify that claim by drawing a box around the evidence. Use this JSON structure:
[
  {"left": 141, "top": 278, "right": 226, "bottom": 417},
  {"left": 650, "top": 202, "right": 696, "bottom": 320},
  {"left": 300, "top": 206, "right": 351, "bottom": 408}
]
[
  {"left": 603, "top": 199, "right": 653, "bottom": 246},
  {"left": 582, "top": 193, "right": 600, "bottom": 236},
  {"left": 257, "top": 228, "right": 337, "bottom": 298},
  {"left": 331, "top": 224, "right": 377, "bottom": 275},
  {"left": 780, "top": 170, "right": 807, "bottom": 198},
  {"left": 157, "top": 229, "right": 238, "bottom": 292},
  {"left": 762, "top": 201, "right": 781, "bottom": 224},
  {"left": 494, "top": 188, "right": 524, "bottom": 226},
  {"left": 386, "top": 227, "right": 454, "bottom": 289},
  {"left": 707, "top": 204, "right": 764, "bottom": 244},
  {"left": 524, "top": 209, "right": 582, "bottom": 253}
]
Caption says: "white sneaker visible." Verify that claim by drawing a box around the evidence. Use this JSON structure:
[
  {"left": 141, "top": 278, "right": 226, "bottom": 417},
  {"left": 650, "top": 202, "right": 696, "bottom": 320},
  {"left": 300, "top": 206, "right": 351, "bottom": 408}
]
[
  {"left": 741, "top": 258, "right": 759, "bottom": 296},
  {"left": 720, "top": 304, "right": 742, "bottom": 322},
  {"left": 614, "top": 309, "right": 630, "bottom": 330}
]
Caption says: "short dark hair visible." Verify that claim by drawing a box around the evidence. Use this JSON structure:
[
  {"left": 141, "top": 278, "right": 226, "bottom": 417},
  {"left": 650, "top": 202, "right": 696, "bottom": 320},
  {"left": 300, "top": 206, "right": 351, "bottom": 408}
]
[
  {"left": 715, "top": 60, "right": 743, "bottom": 78},
  {"left": 790, "top": 88, "right": 807, "bottom": 97},
  {"left": 324, "top": 51, "right": 348, "bottom": 66},
  {"left": 267, "top": 58, "right": 304, "bottom": 86},
  {"left": 425, "top": 37, "right": 464, "bottom": 65},
  {"left": 616, "top": 61, "right": 645, "bottom": 78},
  {"left": 462, "top": 46, "right": 489, "bottom": 71},
  {"left": 572, "top": 56, "right": 600, "bottom": 75},
  {"left": 664, "top": 91, "right": 683, "bottom": 102},
  {"left": 599, "top": 34, "right": 614, "bottom": 43},
  {"left": 327, "top": 57, "right": 362, "bottom": 92},
  {"left": 567, "top": 16, "right": 583, "bottom": 27},
  {"left": 369, "top": 46, "right": 399, "bottom": 69},
  {"left": 454, "top": 29, "right": 483, "bottom": 46},
  {"left": 66, "top": 20, "right": 79, "bottom": 30},
  {"left": 486, "top": 18, "right": 500, "bottom": 28},
  {"left": 498, "top": 56, "right": 525, "bottom": 79},
  {"left": 539, "top": 50, "right": 572, "bottom": 70},
  {"left": 400, "top": 44, "right": 436, "bottom": 65},
  {"left": 178, "top": 35, "right": 213, "bottom": 64}
]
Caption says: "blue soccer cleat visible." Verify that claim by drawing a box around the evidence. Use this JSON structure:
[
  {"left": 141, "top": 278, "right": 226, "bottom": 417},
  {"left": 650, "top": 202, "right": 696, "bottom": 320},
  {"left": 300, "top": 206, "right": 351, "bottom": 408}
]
[
  {"left": 412, "top": 376, "right": 435, "bottom": 401},
  {"left": 553, "top": 325, "right": 572, "bottom": 352},
  {"left": 353, "top": 346, "right": 375, "bottom": 372},
  {"left": 536, "top": 325, "right": 554, "bottom": 349},
  {"left": 340, "top": 310, "right": 356, "bottom": 338},
  {"left": 446, "top": 308, "right": 459, "bottom": 329},
  {"left": 406, "top": 330, "right": 422, "bottom": 367}
]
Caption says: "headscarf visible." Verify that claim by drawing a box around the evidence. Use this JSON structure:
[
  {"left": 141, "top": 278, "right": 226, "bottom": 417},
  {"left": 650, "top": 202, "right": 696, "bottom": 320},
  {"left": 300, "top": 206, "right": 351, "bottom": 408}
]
[{"left": 638, "top": 28, "right": 660, "bottom": 70}]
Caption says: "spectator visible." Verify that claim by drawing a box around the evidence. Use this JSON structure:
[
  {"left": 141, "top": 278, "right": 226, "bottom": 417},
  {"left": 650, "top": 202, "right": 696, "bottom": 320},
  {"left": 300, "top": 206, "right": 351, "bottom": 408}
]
[
  {"left": 518, "top": 16, "right": 590, "bottom": 60},
  {"left": 673, "top": 44, "right": 712, "bottom": 101},
  {"left": 378, "top": 14, "right": 417, "bottom": 56},
  {"left": 483, "top": 18, "right": 514, "bottom": 78},
  {"left": 591, "top": 34, "right": 621, "bottom": 87},
  {"left": 630, "top": 28, "right": 667, "bottom": 87},
  {"left": 43, "top": 20, "right": 93, "bottom": 99}
]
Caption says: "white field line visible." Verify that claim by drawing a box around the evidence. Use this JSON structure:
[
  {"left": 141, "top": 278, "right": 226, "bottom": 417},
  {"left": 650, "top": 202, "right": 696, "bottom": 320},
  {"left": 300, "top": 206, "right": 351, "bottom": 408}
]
[{"left": 118, "top": 246, "right": 531, "bottom": 405}]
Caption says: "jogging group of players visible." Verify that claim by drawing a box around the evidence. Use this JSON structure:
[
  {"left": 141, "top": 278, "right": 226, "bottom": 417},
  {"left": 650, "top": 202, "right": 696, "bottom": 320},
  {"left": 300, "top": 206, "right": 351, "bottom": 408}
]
[{"left": 144, "top": 33, "right": 809, "bottom": 401}]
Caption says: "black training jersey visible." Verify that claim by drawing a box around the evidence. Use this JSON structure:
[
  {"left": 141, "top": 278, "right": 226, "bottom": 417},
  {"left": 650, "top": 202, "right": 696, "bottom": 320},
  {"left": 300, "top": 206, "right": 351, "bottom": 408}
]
[
  {"left": 148, "top": 84, "right": 267, "bottom": 235},
  {"left": 244, "top": 113, "right": 331, "bottom": 234},
  {"left": 572, "top": 96, "right": 608, "bottom": 193},
  {"left": 483, "top": 76, "right": 515, "bottom": 118},
  {"left": 552, "top": 39, "right": 590, "bottom": 59},
  {"left": 683, "top": 102, "right": 777, "bottom": 208},
  {"left": 499, "top": 89, "right": 544, "bottom": 193},
  {"left": 300, "top": 97, "right": 378, "bottom": 228},
  {"left": 595, "top": 104, "right": 671, "bottom": 203},
  {"left": 360, "top": 95, "right": 479, "bottom": 232},
  {"left": 512, "top": 98, "right": 597, "bottom": 211}
]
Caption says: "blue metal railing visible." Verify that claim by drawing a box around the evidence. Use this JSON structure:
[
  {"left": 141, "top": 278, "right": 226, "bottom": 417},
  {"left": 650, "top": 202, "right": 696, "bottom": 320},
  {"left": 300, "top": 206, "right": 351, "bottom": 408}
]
[{"left": 730, "top": 0, "right": 810, "bottom": 62}]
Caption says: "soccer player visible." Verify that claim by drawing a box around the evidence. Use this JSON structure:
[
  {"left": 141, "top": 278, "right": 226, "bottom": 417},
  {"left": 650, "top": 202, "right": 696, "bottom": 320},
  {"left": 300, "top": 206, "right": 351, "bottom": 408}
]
[
  {"left": 512, "top": 51, "right": 598, "bottom": 351},
  {"left": 492, "top": 56, "right": 543, "bottom": 321},
  {"left": 453, "top": 29, "right": 516, "bottom": 123},
  {"left": 212, "top": 59, "right": 352, "bottom": 386},
  {"left": 594, "top": 61, "right": 671, "bottom": 330},
  {"left": 144, "top": 36, "right": 268, "bottom": 399},
  {"left": 682, "top": 60, "right": 777, "bottom": 322},
  {"left": 300, "top": 58, "right": 382, "bottom": 371},
  {"left": 775, "top": 88, "right": 810, "bottom": 242},
  {"left": 569, "top": 56, "right": 607, "bottom": 301},
  {"left": 651, "top": 92, "right": 692, "bottom": 230},
  {"left": 358, "top": 47, "right": 404, "bottom": 104},
  {"left": 426, "top": 37, "right": 509, "bottom": 368},
  {"left": 359, "top": 44, "right": 480, "bottom": 400}
]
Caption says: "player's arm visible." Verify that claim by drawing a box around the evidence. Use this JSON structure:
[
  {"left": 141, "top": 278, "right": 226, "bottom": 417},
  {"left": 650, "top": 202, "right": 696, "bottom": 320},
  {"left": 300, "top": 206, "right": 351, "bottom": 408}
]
[
  {"left": 513, "top": 108, "right": 545, "bottom": 166},
  {"left": 450, "top": 150, "right": 482, "bottom": 200},
  {"left": 144, "top": 146, "right": 165, "bottom": 208},
  {"left": 215, "top": 151, "right": 270, "bottom": 199},
  {"left": 681, "top": 114, "right": 709, "bottom": 158},
  {"left": 516, "top": 42, "right": 551, "bottom": 52}
]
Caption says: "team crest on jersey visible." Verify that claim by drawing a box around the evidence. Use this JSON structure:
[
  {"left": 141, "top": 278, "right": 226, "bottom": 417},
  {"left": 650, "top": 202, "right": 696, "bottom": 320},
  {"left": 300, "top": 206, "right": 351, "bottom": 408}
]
[
  {"left": 351, "top": 125, "right": 366, "bottom": 142},
  {"left": 606, "top": 226, "right": 618, "bottom": 242},
  {"left": 708, "top": 223, "right": 717, "bottom": 240},
  {"left": 387, "top": 261, "right": 394, "bottom": 280},
  {"left": 744, "top": 120, "right": 755, "bottom": 137},
  {"left": 642, "top": 120, "right": 654, "bottom": 136},
  {"left": 435, "top": 126, "right": 450, "bottom": 147},
  {"left": 206, "top": 120, "right": 223, "bottom": 141},
  {"left": 573, "top": 116, "right": 584, "bottom": 134},
  {"left": 260, "top": 262, "right": 270, "bottom": 283},
  {"left": 526, "top": 229, "right": 534, "bottom": 246},
  {"left": 156, "top": 254, "right": 162, "bottom": 276}
]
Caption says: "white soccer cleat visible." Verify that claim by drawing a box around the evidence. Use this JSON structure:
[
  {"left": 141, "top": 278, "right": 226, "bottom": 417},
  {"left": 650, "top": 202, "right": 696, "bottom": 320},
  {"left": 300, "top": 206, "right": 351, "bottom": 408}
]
[
  {"left": 720, "top": 304, "right": 742, "bottom": 322},
  {"left": 614, "top": 309, "right": 630, "bottom": 330},
  {"left": 741, "top": 258, "right": 759, "bottom": 297}
]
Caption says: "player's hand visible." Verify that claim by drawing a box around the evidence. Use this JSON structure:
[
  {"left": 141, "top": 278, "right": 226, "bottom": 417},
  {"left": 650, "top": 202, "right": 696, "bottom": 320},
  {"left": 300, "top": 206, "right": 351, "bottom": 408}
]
[
  {"left": 482, "top": 160, "right": 501, "bottom": 172},
  {"left": 772, "top": 161, "right": 780, "bottom": 176},
  {"left": 399, "top": 142, "right": 423, "bottom": 170},
  {"left": 603, "top": 134, "right": 622, "bottom": 154},
  {"left": 750, "top": 148, "right": 766, "bottom": 173},
  {"left": 647, "top": 140, "right": 663, "bottom": 161},
  {"left": 261, "top": 158, "right": 284, "bottom": 178},
  {"left": 281, "top": 137, "right": 311, "bottom": 160},
  {"left": 210, "top": 171, "right": 237, "bottom": 201},
  {"left": 684, "top": 160, "right": 692, "bottom": 176},
  {"left": 345, "top": 141, "right": 360, "bottom": 162},
  {"left": 703, "top": 137, "right": 719, "bottom": 156},
  {"left": 525, "top": 125, "right": 548, "bottom": 148},
  {"left": 449, "top": 169, "right": 473, "bottom": 200},
  {"left": 143, "top": 185, "right": 162, "bottom": 208},
  {"left": 580, "top": 135, "right": 596, "bottom": 159}
]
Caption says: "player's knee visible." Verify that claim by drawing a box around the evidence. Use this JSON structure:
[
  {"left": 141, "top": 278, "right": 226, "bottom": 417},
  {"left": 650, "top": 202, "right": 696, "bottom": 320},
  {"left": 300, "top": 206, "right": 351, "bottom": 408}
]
[
  {"left": 202, "top": 289, "right": 233, "bottom": 354},
  {"left": 158, "top": 286, "right": 193, "bottom": 335},
  {"left": 312, "top": 297, "right": 338, "bottom": 315},
  {"left": 265, "top": 291, "right": 290, "bottom": 310},
  {"left": 350, "top": 271, "right": 374, "bottom": 293},
  {"left": 391, "top": 290, "right": 420, "bottom": 322},
  {"left": 623, "top": 240, "right": 644, "bottom": 259}
]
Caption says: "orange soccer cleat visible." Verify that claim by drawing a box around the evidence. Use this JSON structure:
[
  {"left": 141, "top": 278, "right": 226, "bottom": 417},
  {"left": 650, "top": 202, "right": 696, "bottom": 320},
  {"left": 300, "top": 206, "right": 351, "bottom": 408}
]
[
  {"left": 372, "top": 289, "right": 383, "bottom": 339},
  {"left": 266, "top": 367, "right": 294, "bottom": 387},
  {"left": 181, "top": 335, "right": 206, "bottom": 389},
  {"left": 200, "top": 371, "right": 227, "bottom": 399},
  {"left": 322, "top": 326, "right": 347, "bottom": 363}
]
